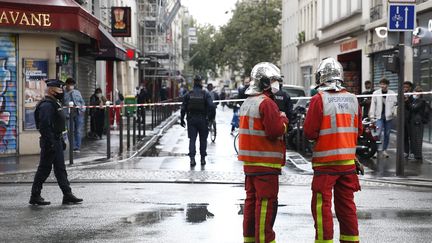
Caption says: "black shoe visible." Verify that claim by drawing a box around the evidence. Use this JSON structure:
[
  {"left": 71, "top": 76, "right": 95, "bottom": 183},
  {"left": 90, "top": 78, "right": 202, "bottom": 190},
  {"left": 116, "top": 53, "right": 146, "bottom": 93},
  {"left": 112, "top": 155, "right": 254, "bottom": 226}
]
[
  {"left": 190, "top": 158, "right": 196, "bottom": 167},
  {"left": 29, "top": 195, "right": 51, "bottom": 206},
  {"left": 201, "top": 157, "right": 206, "bottom": 166},
  {"left": 62, "top": 193, "right": 83, "bottom": 204}
]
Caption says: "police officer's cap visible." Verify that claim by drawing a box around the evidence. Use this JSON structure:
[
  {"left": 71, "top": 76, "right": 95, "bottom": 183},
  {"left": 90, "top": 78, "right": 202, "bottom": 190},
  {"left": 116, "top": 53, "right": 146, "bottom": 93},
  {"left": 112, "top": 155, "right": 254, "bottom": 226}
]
[
  {"left": 193, "top": 75, "right": 202, "bottom": 82},
  {"left": 45, "top": 79, "right": 64, "bottom": 88}
]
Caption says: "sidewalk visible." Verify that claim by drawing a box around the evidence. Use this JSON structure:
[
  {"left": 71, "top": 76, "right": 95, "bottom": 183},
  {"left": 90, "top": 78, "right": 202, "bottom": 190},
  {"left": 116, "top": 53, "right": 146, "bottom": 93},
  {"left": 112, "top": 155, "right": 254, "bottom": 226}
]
[
  {"left": 0, "top": 111, "right": 179, "bottom": 175},
  {"left": 357, "top": 133, "right": 432, "bottom": 187}
]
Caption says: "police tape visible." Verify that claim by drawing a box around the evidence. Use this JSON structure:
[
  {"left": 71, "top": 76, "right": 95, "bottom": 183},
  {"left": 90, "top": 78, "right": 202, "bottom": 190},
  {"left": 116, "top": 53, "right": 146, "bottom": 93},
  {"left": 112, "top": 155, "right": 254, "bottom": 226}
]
[{"left": 63, "top": 90, "right": 432, "bottom": 109}]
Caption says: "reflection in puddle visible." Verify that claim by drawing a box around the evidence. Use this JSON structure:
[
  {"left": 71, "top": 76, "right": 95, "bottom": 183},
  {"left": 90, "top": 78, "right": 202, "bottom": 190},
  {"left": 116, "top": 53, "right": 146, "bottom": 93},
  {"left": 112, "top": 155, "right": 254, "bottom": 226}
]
[
  {"left": 357, "top": 210, "right": 432, "bottom": 220},
  {"left": 123, "top": 208, "right": 182, "bottom": 226},
  {"left": 186, "top": 203, "right": 214, "bottom": 223}
]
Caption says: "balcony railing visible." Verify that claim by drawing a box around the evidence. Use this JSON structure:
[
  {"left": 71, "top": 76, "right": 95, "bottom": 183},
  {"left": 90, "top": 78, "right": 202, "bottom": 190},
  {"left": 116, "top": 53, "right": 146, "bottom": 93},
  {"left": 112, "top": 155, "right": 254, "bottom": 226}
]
[{"left": 370, "top": 4, "right": 383, "bottom": 22}]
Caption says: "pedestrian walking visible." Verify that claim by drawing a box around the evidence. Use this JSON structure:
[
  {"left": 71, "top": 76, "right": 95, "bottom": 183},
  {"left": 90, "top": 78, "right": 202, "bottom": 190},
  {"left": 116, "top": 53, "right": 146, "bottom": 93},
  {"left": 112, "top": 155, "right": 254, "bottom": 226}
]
[
  {"left": 180, "top": 75, "right": 215, "bottom": 166},
  {"left": 359, "top": 80, "right": 374, "bottom": 119},
  {"left": 238, "top": 62, "right": 288, "bottom": 243},
  {"left": 403, "top": 81, "right": 414, "bottom": 158},
  {"left": 369, "top": 78, "right": 397, "bottom": 158},
  {"left": 63, "top": 77, "right": 85, "bottom": 152},
  {"left": 29, "top": 79, "right": 83, "bottom": 205},
  {"left": 89, "top": 88, "right": 106, "bottom": 139},
  {"left": 304, "top": 58, "right": 364, "bottom": 243},
  {"left": 408, "top": 86, "right": 427, "bottom": 161}
]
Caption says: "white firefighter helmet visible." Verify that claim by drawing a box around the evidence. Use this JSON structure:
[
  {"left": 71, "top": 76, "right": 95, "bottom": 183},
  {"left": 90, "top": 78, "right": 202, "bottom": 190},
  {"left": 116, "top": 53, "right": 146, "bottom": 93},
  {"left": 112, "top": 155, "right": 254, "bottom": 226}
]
[
  {"left": 315, "top": 57, "right": 344, "bottom": 85},
  {"left": 246, "top": 62, "right": 281, "bottom": 95}
]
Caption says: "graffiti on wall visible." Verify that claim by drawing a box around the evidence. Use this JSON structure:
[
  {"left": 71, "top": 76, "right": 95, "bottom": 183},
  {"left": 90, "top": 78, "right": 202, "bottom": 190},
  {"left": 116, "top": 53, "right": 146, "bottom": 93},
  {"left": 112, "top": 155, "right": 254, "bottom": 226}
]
[{"left": 0, "top": 34, "right": 17, "bottom": 153}]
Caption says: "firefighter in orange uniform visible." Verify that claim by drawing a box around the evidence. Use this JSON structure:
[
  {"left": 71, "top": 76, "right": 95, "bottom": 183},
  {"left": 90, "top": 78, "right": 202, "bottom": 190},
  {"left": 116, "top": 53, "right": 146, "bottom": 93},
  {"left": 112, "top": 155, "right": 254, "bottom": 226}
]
[
  {"left": 304, "top": 58, "right": 364, "bottom": 243},
  {"left": 238, "top": 62, "right": 289, "bottom": 243}
]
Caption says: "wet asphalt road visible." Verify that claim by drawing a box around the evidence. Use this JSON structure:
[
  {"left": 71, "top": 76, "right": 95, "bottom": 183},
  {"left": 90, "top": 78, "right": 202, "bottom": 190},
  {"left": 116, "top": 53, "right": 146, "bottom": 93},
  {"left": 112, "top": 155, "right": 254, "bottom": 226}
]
[
  {"left": 1, "top": 107, "right": 432, "bottom": 242},
  {"left": 1, "top": 183, "right": 432, "bottom": 243}
]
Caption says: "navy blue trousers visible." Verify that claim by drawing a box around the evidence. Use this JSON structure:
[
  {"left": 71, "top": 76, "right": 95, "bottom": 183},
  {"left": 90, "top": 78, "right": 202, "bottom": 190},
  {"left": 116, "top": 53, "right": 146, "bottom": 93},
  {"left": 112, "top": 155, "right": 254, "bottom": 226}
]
[{"left": 187, "top": 117, "right": 208, "bottom": 158}]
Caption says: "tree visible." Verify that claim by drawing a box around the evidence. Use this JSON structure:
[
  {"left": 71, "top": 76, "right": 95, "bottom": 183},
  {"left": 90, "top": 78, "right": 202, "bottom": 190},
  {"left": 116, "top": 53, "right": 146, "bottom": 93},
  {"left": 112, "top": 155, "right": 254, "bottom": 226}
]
[
  {"left": 189, "top": 24, "right": 219, "bottom": 79},
  {"left": 217, "top": 0, "right": 282, "bottom": 76},
  {"left": 188, "top": 0, "right": 282, "bottom": 78}
]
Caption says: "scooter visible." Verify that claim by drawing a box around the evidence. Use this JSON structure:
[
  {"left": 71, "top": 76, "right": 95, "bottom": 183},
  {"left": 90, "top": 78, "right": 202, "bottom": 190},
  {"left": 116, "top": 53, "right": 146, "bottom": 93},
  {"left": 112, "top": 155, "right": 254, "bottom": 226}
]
[{"left": 356, "top": 118, "right": 381, "bottom": 159}]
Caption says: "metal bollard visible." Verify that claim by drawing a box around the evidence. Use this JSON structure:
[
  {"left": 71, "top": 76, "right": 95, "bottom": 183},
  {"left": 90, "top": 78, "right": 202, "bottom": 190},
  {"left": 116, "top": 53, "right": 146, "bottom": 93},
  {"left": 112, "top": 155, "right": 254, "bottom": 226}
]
[
  {"left": 68, "top": 101, "right": 74, "bottom": 165},
  {"left": 105, "top": 101, "right": 111, "bottom": 159},
  {"left": 126, "top": 112, "right": 131, "bottom": 150},
  {"left": 119, "top": 108, "right": 123, "bottom": 155},
  {"left": 137, "top": 107, "right": 142, "bottom": 141},
  {"left": 151, "top": 105, "right": 154, "bottom": 130},
  {"left": 133, "top": 114, "right": 136, "bottom": 146},
  {"left": 143, "top": 106, "right": 146, "bottom": 137}
]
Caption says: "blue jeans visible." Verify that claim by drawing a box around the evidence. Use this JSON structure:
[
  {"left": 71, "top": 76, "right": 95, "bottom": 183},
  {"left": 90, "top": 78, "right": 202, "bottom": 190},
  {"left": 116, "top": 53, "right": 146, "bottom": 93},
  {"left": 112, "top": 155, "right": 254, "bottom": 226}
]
[
  {"left": 67, "top": 112, "right": 84, "bottom": 150},
  {"left": 376, "top": 118, "right": 392, "bottom": 151}
]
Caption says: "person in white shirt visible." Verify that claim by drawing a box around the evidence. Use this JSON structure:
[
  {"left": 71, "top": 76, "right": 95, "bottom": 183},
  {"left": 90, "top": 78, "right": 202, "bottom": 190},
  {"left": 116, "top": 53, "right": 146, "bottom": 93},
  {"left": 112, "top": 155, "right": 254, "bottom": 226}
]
[{"left": 369, "top": 78, "right": 397, "bottom": 158}]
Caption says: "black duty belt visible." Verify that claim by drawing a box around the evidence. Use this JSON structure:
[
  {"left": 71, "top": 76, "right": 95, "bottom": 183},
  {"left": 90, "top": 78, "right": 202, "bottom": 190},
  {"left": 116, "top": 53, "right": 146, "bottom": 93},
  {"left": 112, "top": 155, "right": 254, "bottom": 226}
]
[{"left": 313, "top": 170, "right": 356, "bottom": 176}]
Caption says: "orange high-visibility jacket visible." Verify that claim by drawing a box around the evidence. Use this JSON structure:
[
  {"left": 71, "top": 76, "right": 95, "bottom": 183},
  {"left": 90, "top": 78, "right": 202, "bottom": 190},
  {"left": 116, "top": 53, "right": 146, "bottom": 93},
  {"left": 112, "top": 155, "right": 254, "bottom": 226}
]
[
  {"left": 312, "top": 90, "right": 360, "bottom": 163},
  {"left": 238, "top": 94, "right": 286, "bottom": 173}
]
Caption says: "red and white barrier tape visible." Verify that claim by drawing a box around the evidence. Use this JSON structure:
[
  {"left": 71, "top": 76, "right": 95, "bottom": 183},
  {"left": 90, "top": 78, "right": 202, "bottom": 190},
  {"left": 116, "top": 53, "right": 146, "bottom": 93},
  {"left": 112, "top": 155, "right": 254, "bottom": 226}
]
[{"left": 63, "top": 90, "right": 432, "bottom": 109}]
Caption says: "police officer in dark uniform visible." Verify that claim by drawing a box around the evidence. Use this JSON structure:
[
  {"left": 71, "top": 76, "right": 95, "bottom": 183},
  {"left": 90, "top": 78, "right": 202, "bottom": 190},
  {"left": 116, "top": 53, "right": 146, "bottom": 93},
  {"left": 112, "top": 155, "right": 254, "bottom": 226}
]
[
  {"left": 273, "top": 79, "right": 293, "bottom": 121},
  {"left": 29, "top": 79, "right": 83, "bottom": 205},
  {"left": 180, "top": 75, "right": 215, "bottom": 167}
]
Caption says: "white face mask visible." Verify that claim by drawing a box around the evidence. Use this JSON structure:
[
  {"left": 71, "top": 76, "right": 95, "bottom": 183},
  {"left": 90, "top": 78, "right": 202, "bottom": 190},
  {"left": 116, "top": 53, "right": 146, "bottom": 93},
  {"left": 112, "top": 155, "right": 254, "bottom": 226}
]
[
  {"left": 271, "top": 81, "right": 280, "bottom": 94},
  {"left": 413, "top": 95, "right": 419, "bottom": 99},
  {"left": 68, "top": 85, "right": 75, "bottom": 90},
  {"left": 96, "top": 93, "right": 102, "bottom": 98}
]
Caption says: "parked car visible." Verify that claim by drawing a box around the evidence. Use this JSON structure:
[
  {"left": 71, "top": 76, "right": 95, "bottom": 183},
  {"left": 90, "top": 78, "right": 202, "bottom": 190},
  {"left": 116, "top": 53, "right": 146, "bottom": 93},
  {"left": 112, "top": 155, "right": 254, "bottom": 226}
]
[{"left": 281, "top": 84, "right": 306, "bottom": 106}]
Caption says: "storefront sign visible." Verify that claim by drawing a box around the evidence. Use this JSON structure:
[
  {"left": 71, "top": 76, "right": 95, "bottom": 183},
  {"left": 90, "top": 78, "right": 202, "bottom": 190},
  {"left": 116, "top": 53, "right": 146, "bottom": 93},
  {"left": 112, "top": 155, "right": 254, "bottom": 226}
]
[
  {"left": 0, "top": 5, "right": 99, "bottom": 40},
  {"left": 111, "top": 7, "right": 131, "bottom": 37},
  {"left": 340, "top": 39, "right": 358, "bottom": 53},
  {"left": 0, "top": 10, "right": 51, "bottom": 27},
  {"left": 23, "top": 59, "right": 48, "bottom": 130}
]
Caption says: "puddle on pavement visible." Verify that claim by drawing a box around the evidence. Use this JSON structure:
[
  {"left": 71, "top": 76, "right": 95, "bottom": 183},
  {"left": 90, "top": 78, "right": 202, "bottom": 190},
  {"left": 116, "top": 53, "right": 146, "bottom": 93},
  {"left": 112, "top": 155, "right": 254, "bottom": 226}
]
[
  {"left": 186, "top": 203, "right": 215, "bottom": 223},
  {"left": 122, "top": 203, "right": 217, "bottom": 226},
  {"left": 123, "top": 208, "right": 182, "bottom": 226},
  {"left": 140, "top": 140, "right": 187, "bottom": 157},
  {"left": 357, "top": 209, "right": 432, "bottom": 220}
]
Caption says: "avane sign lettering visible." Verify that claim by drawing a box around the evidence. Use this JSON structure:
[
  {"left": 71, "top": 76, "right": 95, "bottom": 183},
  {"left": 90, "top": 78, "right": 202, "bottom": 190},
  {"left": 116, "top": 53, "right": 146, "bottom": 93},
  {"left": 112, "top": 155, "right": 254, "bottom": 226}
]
[{"left": 0, "top": 10, "right": 51, "bottom": 27}]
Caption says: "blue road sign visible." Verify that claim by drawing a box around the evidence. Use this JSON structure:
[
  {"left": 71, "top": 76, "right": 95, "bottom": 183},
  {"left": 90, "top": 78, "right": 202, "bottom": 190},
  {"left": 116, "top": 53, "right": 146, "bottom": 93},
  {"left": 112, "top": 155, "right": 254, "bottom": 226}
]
[{"left": 388, "top": 4, "right": 416, "bottom": 32}]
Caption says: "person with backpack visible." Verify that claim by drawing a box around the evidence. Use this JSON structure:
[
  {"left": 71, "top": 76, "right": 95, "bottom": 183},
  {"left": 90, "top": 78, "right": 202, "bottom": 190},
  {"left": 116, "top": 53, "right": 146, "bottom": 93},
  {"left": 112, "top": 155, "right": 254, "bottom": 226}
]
[
  {"left": 180, "top": 75, "right": 215, "bottom": 166},
  {"left": 408, "top": 86, "right": 427, "bottom": 161}
]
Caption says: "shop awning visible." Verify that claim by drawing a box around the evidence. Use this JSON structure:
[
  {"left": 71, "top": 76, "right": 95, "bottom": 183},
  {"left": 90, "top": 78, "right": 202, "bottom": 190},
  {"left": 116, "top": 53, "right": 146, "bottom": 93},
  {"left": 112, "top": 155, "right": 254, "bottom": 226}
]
[
  {"left": 0, "top": 0, "right": 100, "bottom": 40},
  {"left": 96, "top": 25, "right": 127, "bottom": 61},
  {"left": 79, "top": 25, "right": 127, "bottom": 61}
]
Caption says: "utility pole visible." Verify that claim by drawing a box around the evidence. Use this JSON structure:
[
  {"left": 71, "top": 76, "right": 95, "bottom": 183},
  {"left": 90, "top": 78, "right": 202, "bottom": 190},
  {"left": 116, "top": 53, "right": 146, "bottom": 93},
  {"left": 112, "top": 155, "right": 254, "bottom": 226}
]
[{"left": 396, "top": 32, "right": 405, "bottom": 177}]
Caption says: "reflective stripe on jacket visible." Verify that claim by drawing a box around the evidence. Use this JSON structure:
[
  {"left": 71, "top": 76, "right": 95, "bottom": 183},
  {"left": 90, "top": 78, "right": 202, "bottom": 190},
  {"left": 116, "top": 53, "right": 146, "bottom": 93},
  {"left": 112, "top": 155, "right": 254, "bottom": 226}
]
[
  {"left": 312, "top": 91, "right": 359, "bottom": 163},
  {"left": 238, "top": 94, "right": 285, "bottom": 172}
]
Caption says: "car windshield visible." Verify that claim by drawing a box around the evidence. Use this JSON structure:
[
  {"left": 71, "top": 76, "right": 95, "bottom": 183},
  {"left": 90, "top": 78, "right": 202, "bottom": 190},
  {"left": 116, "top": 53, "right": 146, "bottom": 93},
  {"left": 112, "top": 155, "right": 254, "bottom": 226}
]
[{"left": 282, "top": 87, "right": 306, "bottom": 104}]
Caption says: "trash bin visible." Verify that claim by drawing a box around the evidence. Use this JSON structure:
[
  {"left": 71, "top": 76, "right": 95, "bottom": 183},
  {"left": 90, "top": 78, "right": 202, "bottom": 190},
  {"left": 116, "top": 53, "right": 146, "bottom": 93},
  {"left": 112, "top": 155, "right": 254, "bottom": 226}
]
[{"left": 124, "top": 95, "right": 137, "bottom": 114}]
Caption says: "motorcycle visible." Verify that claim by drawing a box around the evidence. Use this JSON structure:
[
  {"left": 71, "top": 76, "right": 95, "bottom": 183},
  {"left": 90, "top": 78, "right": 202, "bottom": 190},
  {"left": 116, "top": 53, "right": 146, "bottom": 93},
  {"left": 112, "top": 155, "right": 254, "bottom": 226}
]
[
  {"left": 287, "top": 100, "right": 313, "bottom": 155},
  {"left": 356, "top": 118, "right": 381, "bottom": 159}
]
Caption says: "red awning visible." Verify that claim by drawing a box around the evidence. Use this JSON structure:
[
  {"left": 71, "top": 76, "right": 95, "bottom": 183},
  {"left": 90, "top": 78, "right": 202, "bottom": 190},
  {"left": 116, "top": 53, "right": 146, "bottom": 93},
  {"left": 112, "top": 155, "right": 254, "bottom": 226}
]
[{"left": 0, "top": 0, "right": 99, "bottom": 40}]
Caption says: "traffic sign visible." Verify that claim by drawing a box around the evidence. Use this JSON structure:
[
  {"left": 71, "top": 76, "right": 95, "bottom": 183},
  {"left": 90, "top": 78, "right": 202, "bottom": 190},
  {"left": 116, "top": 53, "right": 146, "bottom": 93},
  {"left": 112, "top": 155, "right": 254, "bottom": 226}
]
[{"left": 388, "top": 4, "right": 416, "bottom": 32}]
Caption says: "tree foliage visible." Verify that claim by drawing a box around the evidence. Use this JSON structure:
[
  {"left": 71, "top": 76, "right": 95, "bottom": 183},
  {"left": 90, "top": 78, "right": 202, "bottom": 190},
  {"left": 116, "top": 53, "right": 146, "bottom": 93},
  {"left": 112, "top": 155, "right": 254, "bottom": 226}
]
[{"left": 188, "top": 0, "right": 282, "bottom": 77}]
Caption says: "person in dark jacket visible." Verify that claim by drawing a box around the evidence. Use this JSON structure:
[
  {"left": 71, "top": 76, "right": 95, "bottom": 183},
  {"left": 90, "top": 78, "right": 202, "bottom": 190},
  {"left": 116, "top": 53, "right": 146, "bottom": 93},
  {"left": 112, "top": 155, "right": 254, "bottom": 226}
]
[
  {"left": 89, "top": 88, "right": 106, "bottom": 139},
  {"left": 403, "top": 81, "right": 414, "bottom": 158},
  {"left": 29, "top": 79, "right": 83, "bottom": 205},
  {"left": 273, "top": 80, "right": 294, "bottom": 122},
  {"left": 359, "top": 80, "right": 374, "bottom": 118},
  {"left": 408, "top": 86, "right": 426, "bottom": 161},
  {"left": 180, "top": 75, "right": 215, "bottom": 166}
]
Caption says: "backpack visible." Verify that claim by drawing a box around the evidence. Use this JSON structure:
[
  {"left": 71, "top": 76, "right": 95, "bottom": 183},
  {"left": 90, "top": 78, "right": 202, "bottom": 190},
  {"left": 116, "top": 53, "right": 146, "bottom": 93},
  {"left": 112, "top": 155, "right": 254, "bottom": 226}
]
[{"left": 422, "top": 102, "right": 431, "bottom": 124}]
